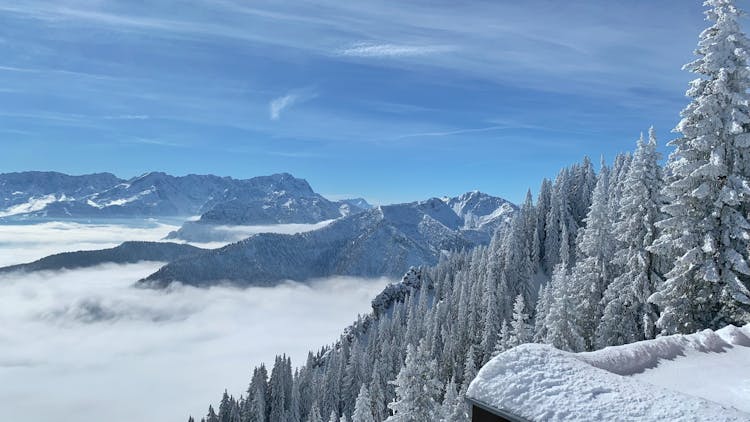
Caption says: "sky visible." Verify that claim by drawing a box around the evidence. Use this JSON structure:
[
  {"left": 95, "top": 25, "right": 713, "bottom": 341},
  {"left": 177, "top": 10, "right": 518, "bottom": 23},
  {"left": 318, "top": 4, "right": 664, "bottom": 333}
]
[
  {"left": 0, "top": 0, "right": 746, "bottom": 204},
  {"left": 0, "top": 221, "right": 390, "bottom": 422}
]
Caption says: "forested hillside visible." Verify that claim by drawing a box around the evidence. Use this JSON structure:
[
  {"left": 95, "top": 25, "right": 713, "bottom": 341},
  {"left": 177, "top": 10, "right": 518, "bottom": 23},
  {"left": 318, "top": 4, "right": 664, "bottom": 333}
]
[{"left": 189, "top": 1, "right": 750, "bottom": 421}]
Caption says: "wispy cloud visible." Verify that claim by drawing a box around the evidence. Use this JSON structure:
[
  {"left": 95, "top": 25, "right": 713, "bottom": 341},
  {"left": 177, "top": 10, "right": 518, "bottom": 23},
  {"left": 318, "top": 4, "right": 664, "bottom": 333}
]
[
  {"left": 122, "top": 137, "right": 186, "bottom": 148},
  {"left": 338, "top": 43, "right": 453, "bottom": 58},
  {"left": 103, "top": 114, "right": 150, "bottom": 120},
  {"left": 395, "top": 125, "right": 513, "bottom": 140},
  {"left": 269, "top": 89, "right": 317, "bottom": 120}
]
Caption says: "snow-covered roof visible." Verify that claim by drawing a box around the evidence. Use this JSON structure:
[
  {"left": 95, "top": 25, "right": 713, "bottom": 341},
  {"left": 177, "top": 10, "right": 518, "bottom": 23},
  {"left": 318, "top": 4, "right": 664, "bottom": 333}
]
[{"left": 467, "top": 325, "right": 750, "bottom": 422}]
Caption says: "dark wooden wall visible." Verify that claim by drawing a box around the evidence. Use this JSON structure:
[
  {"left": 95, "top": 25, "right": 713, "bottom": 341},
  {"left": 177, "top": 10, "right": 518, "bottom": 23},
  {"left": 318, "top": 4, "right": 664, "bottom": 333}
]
[{"left": 472, "top": 405, "right": 514, "bottom": 422}]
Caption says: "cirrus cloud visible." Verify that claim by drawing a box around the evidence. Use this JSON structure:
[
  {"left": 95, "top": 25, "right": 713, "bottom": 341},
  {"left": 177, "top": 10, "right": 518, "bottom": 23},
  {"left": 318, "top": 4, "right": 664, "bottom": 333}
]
[
  {"left": 338, "top": 42, "right": 454, "bottom": 58},
  {"left": 269, "top": 88, "right": 318, "bottom": 120}
]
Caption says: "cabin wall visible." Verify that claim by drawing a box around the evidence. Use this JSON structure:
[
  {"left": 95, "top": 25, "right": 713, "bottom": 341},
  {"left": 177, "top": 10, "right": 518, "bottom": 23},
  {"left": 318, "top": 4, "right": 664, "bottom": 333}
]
[{"left": 471, "top": 404, "right": 513, "bottom": 422}]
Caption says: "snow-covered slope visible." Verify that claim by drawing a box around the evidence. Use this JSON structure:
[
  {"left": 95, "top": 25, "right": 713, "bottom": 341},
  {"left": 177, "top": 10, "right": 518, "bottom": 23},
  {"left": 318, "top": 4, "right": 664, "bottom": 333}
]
[
  {"left": 0, "top": 171, "right": 356, "bottom": 224},
  {"left": 444, "top": 190, "right": 515, "bottom": 231},
  {"left": 468, "top": 325, "right": 750, "bottom": 421},
  {"left": 139, "top": 193, "right": 516, "bottom": 288},
  {"left": 192, "top": 173, "right": 345, "bottom": 225}
]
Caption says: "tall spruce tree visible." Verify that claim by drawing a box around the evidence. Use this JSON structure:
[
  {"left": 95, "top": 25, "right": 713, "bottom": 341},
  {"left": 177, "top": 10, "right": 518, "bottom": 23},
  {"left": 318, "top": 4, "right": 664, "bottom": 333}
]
[
  {"left": 509, "top": 294, "right": 531, "bottom": 347},
  {"left": 570, "top": 163, "right": 615, "bottom": 350},
  {"left": 545, "top": 224, "right": 585, "bottom": 352},
  {"left": 352, "top": 385, "right": 375, "bottom": 422},
  {"left": 650, "top": 0, "right": 750, "bottom": 334},
  {"left": 386, "top": 340, "right": 441, "bottom": 421},
  {"left": 598, "top": 131, "right": 663, "bottom": 347}
]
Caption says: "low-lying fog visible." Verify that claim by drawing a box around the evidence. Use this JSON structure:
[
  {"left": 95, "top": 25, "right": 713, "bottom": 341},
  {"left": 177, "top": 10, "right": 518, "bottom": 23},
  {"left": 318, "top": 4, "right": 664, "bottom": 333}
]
[
  {"left": 0, "top": 221, "right": 390, "bottom": 422},
  {"left": 0, "top": 220, "right": 180, "bottom": 266}
]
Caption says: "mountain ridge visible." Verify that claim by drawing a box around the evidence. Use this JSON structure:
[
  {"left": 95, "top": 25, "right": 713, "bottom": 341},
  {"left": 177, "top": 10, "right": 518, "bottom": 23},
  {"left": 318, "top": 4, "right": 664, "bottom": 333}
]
[
  {"left": 0, "top": 171, "right": 365, "bottom": 224},
  {"left": 139, "top": 192, "right": 516, "bottom": 288}
]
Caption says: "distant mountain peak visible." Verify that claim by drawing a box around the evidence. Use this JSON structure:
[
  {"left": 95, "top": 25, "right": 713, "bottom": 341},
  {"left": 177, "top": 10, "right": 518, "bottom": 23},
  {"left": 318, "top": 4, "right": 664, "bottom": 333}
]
[
  {"left": 141, "top": 192, "right": 517, "bottom": 288},
  {"left": 0, "top": 171, "right": 352, "bottom": 222}
]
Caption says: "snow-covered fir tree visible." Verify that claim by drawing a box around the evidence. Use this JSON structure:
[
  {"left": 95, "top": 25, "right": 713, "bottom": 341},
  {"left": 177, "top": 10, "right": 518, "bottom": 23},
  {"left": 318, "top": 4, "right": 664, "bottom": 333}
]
[
  {"left": 650, "top": 0, "right": 750, "bottom": 334},
  {"left": 544, "top": 224, "right": 586, "bottom": 352},
  {"left": 386, "top": 339, "right": 441, "bottom": 421},
  {"left": 570, "top": 162, "right": 615, "bottom": 350},
  {"left": 509, "top": 294, "right": 532, "bottom": 347},
  {"left": 597, "top": 130, "right": 663, "bottom": 346},
  {"left": 307, "top": 404, "right": 323, "bottom": 422},
  {"left": 351, "top": 385, "right": 374, "bottom": 422}
]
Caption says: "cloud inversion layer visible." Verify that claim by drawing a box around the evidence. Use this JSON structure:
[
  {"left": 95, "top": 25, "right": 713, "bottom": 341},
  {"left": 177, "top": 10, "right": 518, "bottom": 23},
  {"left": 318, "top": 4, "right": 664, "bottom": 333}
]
[{"left": 0, "top": 223, "right": 390, "bottom": 422}]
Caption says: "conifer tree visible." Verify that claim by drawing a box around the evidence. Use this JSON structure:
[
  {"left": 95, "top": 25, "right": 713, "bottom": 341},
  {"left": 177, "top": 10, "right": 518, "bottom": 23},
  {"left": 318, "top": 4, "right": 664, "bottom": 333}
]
[
  {"left": 598, "top": 130, "right": 663, "bottom": 347},
  {"left": 369, "top": 362, "right": 387, "bottom": 422},
  {"left": 307, "top": 404, "right": 323, "bottom": 422},
  {"left": 352, "top": 385, "right": 375, "bottom": 422},
  {"left": 386, "top": 340, "right": 441, "bottom": 421},
  {"left": 650, "top": 0, "right": 750, "bottom": 334},
  {"left": 206, "top": 406, "right": 219, "bottom": 422},
  {"left": 545, "top": 225, "right": 585, "bottom": 352},
  {"left": 533, "top": 285, "right": 550, "bottom": 343},
  {"left": 439, "top": 378, "right": 469, "bottom": 422},
  {"left": 509, "top": 294, "right": 531, "bottom": 347},
  {"left": 571, "top": 164, "right": 615, "bottom": 350},
  {"left": 460, "top": 345, "right": 477, "bottom": 395}
]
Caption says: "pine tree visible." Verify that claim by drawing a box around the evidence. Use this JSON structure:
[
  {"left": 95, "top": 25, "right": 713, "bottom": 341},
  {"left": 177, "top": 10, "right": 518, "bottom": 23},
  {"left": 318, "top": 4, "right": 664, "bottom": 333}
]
[
  {"left": 533, "top": 284, "right": 550, "bottom": 343},
  {"left": 597, "top": 131, "right": 663, "bottom": 347},
  {"left": 509, "top": 294, "right": 531, "bottom": 347},
  {"left": 459, "top": 345, "right": 477, "bottom": 395},
  {"left": 369, "top": 362, "right": 387, "bottom": 422},
  {"left": 493, "top": 319, "right": 511, "bottom": 355},
  {"left": 439, "top": 378, "right": 469, "bottom": 422},
  {"left": 478, "top": 273, "right": 499, "bottom": 364},
  {"left": 219, "top": 390, "right": 232, "bottom": 422},
  {"left": 386, "top": 340, "right": 441, "bottom": 421},
  {"left": 244, "top": 365, "right": 268, "bottom": 422},
  {"left": 650, "top": 0, "right": 750, "bottom": 334},
  {"left": 206, "top": 406, "right": 219, "bottom": 422},
  {"left": 536, "top": 178, "right": 553, "bottom": 267},
  {"left": 570, "top": 164, "right": 615, "bottom": 350},
  {"left": 544, "top": 224, "right": 585, "bottom": 352},
  {"left": 352, "top": 385, "right": 375, "bottom": 422},
  {"left": 307, "top": 404, "right": 323, "bottom": 422}
]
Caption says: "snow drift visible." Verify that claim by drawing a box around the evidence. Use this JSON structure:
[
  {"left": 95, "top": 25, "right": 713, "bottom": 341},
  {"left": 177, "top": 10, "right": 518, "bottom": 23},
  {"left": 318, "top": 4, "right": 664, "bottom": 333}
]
[{"left": 468, "top": 325, "right": 750, "bottom": 421}]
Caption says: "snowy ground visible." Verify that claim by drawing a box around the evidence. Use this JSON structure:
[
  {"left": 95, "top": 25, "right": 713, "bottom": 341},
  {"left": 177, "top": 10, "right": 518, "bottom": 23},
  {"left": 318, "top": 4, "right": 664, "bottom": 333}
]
[
  {"left": 469, "top": 325, "right": 750, "bottom": 421},
  {"left": 0, "top": 221, "right": 390, "bottom": 422},
  {"left": 627, "top": 326, "right": 750, "bottom": 414}
]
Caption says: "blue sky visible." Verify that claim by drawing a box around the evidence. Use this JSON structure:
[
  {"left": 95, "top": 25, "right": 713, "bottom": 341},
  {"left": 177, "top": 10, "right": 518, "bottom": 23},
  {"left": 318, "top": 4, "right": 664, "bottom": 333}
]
[{"left": 0, "top": 0, "right": 743, "bottom": 204}]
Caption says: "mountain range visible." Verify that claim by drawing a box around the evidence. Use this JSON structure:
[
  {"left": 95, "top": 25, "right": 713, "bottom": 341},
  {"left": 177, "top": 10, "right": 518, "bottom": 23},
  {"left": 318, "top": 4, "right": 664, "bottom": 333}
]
[
  {"left": 0, "top": 171, "right": 368, "bottom": 223},
  {"left": 0, "top": 171, "right": 515, "bottom": 288},
  {"left": 139, "top": 191, "right": 515, "bottom": 288}
]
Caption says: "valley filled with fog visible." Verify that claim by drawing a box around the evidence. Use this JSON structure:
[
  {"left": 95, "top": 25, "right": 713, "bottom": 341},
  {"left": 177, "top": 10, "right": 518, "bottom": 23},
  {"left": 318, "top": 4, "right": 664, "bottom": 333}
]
[{"left": 0, "top": 221, "right": 390, "bottom": 422}]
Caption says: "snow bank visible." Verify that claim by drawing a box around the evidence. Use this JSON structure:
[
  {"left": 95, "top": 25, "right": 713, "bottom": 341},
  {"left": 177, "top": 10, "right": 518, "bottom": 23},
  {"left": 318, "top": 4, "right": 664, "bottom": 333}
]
[{"left": 467, "top": 325, "right": 750, "bottom": 421}]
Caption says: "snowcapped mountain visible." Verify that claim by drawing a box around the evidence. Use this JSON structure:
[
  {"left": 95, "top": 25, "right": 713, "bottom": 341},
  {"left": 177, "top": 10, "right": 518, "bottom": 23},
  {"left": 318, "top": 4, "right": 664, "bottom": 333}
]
[
  {"left": 444, "top": 190, "right": 516, "bottom": 231},
  {"left": 0, "top": 171, "right": 359, "bottom": 223},
  {"left": 193, "top": 173, "right": 346, "bottom": 225},
  {"left": 139, "top": 193, "right": 516, "bottom": 288}
]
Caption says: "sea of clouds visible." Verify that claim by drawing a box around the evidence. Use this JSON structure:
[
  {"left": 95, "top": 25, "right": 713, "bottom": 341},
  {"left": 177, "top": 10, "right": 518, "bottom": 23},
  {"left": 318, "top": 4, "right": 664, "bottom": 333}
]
[{"left": 0, "top": 221, "right": 390, "bottom": 422}]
